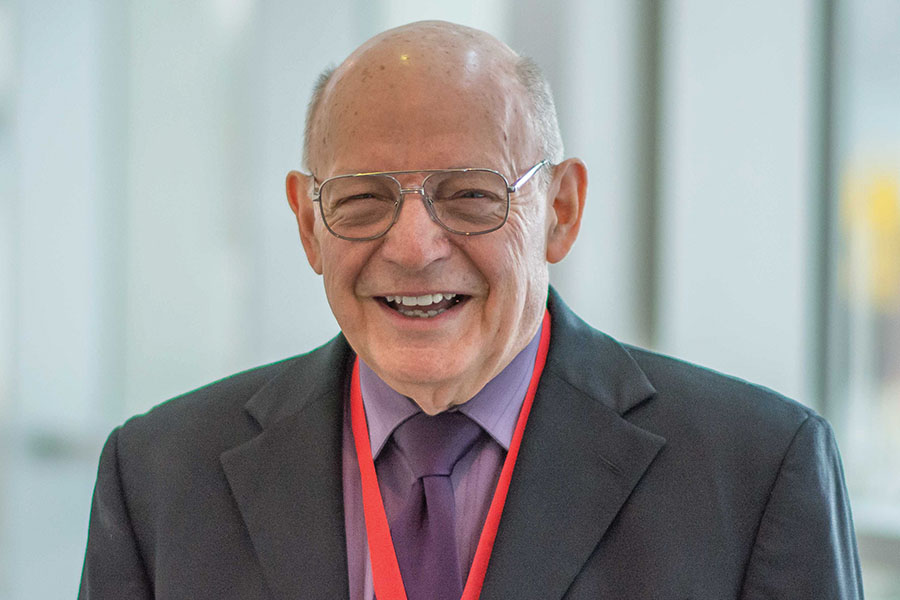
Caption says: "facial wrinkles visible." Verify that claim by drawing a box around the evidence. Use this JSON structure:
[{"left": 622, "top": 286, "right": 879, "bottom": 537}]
[
  {"left": 502, "top": 194, "right": 549, "bottom": 297},
  {"left": 326, "top": 93, "right": 523, "bottom": 175}
]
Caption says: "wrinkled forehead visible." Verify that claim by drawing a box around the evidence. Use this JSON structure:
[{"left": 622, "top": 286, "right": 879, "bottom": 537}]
[{"left": 310, "top": 22, "right": 539, "bottom": 175}]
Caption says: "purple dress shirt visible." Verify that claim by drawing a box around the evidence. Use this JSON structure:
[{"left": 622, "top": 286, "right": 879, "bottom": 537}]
[{"left": 341, "top": 325, "right": 543, "bottom": 600}]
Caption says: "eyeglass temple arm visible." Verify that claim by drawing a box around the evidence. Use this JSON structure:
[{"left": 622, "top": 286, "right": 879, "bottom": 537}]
[{"left": 509, "top": 159, "right": 551, "bottom": 192}]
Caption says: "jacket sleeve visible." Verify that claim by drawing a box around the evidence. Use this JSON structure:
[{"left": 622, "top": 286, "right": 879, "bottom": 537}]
[
  {"left": 739, "top": 414, "right": 864, "bottom": 599},
  {"left": 79, "top": 427, "right": 153, "bottom": 599}
]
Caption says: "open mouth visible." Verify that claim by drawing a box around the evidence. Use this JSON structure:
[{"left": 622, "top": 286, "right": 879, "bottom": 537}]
[{"left": 379, "top": 293, "right": 467, "bottom": 318}]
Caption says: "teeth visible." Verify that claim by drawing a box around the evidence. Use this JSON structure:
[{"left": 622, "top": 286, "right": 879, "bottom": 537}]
[
  {"left": 386, "top": 293, "right": 456, "bottom": 307},
  {"left": 382, "top": 292, "right": 462, "bottom": 318},
  {"left": 398, "top": 307, "right": 446, "bottom": 318}
]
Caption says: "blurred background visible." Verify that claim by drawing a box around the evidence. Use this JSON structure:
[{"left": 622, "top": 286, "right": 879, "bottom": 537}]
[{"left": 1, "top": 0, "right": 898, "bottom": 597}]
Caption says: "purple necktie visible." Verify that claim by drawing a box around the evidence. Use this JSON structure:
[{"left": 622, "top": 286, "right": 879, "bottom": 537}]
[{"left": 389, "top": 411, "right": 484, "bottom": 600}]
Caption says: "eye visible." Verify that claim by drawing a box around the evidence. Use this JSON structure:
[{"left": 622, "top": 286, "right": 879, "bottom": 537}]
[
  {"left": 342, "top": 193, "right": 377, "bottom": 202},
  {"left": 450, "top": 189, "right": 489, "bottom": 199},
  {"left": 334, "top": 192, "right": 394, "bottom": 206}
]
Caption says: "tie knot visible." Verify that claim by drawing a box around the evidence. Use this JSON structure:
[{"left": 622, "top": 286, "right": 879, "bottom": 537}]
[{"left": 392, "top": 411, "right": 483, "bottom": 479}]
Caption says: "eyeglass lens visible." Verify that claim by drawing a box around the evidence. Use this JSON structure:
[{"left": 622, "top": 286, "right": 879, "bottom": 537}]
[{"left": 319, "top": 170, "right": 509, "bottom": 239}]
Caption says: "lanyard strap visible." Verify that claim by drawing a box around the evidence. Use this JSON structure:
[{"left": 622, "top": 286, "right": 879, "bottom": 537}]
[{"left": 350, "top": 309, "right": 552, "bottom": 600}]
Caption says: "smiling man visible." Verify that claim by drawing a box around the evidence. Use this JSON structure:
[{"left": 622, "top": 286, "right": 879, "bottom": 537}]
[
  {"left": 284, "top": 23, "right": 581, "bottom": 416},
  {"left": 80, "top": 21, "right": 863, "bottom": 600}
]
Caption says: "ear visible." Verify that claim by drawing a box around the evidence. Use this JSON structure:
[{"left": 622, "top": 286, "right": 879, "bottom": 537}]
[
  {"left": 545, "top": 158, "right": 587, "bottom": 263},
  {"left": 286, "top": 170, "right": 323, "bottom": 274}
]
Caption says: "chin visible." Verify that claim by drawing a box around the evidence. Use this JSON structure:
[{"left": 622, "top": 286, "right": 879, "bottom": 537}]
[
  {"left": 376, "top": 352, "right": 459, "bottom": 384},
  {"left": 368, "top": 348, "right": 475, "bottom": 393}
]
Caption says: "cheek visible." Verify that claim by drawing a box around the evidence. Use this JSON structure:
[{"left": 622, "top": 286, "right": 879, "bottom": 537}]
[
  {"left": 501, "top": 202, "right": 549, "bottom": 273},
  {"left": 319, "top": 238, "right": 366, "bottom": 296},
  {"left": 477, "top": 203, "right": 550, "bottom": 307}
]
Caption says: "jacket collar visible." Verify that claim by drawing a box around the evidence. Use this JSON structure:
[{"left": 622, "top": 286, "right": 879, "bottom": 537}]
[
  {"left": 544, "top": 287, "right": 657, "bottom": 416},
  {"left": 243, "top": 334, "right": 354, "bottom": 428}
]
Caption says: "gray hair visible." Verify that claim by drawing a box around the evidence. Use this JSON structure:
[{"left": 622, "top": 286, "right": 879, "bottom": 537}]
[
  {"left": 301, "top": 55, "right": 564, "bottom": 173},
  {"left": 302, "top": 65, "right": 336, "bottom": 173},
  {"left": 514, "top": 56, "right": 564, "bottom": 165}
]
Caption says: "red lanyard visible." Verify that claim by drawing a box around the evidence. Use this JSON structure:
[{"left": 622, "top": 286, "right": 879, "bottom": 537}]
[{"left": 350, "top": 309, "right": 551, "bottom": 600}]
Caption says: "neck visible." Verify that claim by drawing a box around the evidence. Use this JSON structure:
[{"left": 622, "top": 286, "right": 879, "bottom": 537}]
[{"left": 391, "top": 379, "right": 489, "bottom": 415}]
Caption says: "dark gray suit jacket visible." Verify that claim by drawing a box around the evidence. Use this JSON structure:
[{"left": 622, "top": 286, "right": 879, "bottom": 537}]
[{"left": 80, "top": 290, "right": 864, "bottom": 599}]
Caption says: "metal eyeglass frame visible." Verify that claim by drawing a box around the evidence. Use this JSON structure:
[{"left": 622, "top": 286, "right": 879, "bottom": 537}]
[{"left": 311, "top": 159, "right": 551, "bottom": 241}]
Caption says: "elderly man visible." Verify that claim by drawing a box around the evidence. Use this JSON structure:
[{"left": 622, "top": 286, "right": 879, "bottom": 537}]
[{"left": 80, "top": 21, "right": 863, "bottom": 600}]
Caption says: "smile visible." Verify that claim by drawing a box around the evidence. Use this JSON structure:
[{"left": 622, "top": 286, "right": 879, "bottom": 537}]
[{"left": 379, "top": 293, "right": 466, "bottom": 318}]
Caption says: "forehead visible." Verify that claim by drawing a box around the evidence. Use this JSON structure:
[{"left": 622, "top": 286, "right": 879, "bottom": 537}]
[{"left": 312, "top": 28, "right": 539, "bottom": 176}]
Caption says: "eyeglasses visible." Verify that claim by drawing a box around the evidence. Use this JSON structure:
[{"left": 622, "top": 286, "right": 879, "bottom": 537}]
[{"left": 311, "top": 160, "right": 550, "bottom": 241}]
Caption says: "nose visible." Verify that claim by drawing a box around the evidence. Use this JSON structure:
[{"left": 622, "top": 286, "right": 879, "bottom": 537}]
[{"left": 378, "top": 190, "right": 451, "bottom": 270}]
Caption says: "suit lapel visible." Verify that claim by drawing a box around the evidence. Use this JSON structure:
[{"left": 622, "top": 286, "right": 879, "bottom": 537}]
[
  {"left": 220, "top": 336, "right": 354, "bottom": 600},
  {"left": 480, "top": 290, "right": 666, "bottom": 600}
]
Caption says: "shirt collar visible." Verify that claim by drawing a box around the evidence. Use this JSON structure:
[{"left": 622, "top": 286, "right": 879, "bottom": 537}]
[{"left": 359, "top": 323, "right": 543, "bottom": 459}]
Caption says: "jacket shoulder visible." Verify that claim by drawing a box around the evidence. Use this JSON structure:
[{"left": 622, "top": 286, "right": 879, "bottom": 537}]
[
  {"left": 624, "top": 344, "right": 815, "bottom": 429},
  {"left": 115, "top": 334, "right": 351, "bottom": 460},
  {"left": 547, "top": 289, "right": 816, "bottom": 436},
  {"left": 119, "top": 356, "right": 290, "bottom": 445},
  {"left": 617, "top": 344, "right": 826, "bottom": 487}
]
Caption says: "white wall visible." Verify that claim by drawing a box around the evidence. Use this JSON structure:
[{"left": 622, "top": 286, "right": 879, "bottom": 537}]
[
  {"left": 8, "top": 0, "right": 113, "bottom": 594},
  {"left": 545, "top": 0, "right": 649, "bottom": 346},
  {"left": 656, "top": 0, "right": 816, "bottom": 403}
]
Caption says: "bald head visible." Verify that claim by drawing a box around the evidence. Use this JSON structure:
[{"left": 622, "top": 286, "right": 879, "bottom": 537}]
[{"left": 302, "top": 21, "right": 563, "bottom": 174}]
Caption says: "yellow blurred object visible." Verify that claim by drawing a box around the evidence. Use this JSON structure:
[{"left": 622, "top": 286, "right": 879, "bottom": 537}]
[{"left": 841, "top": 165, "right": 900, "bottom": 312}]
